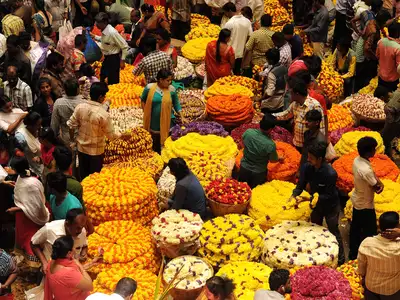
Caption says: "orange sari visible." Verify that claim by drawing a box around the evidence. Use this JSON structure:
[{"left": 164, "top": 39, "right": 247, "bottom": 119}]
[{"left": 205, "top": 40, "right": 235, "bottom": 86}]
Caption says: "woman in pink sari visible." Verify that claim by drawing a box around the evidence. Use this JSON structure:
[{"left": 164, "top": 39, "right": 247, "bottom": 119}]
[{"left": 205, "top": 29, "right": 235, "bottom": 87}]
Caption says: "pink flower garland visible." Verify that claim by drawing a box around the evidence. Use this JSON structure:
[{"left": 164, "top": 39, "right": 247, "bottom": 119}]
[{"left": 329, "top": 126, "right": 370, "bottom": 145}]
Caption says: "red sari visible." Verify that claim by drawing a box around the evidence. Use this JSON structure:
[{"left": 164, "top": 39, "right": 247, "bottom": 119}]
[{"left": 205, "top": 40, "right": 235, "bottom": 86}]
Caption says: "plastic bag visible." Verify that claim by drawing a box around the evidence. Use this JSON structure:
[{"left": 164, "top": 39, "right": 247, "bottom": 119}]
[
  {"left": 83, "top": 28, "right": 102, "bottom": 64},
  {"left": 57, "top": 26, "right": 83, "bottom": 61},
  {"left": 58, "top": 20, "right": 73, "bottom": 42}
]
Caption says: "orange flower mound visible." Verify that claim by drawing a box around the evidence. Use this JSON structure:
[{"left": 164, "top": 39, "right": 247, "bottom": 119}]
[
  {"left": 236, "top": 141, "right": 301, "bottom": 182},
  {"left": 215, "top": 76, "right": 262, "bottom": 97},
  {"left": 333, "top": 152, "right": 400, "bottom": 193},
  {"left": 88, "top": 221, "right": 160, "bottom": 275},
  {"left": 206, "top": 94, "right": 255, "bottom": 126},
  {"left": 328, "top": 104, "right": 354, "bottom": 132}
]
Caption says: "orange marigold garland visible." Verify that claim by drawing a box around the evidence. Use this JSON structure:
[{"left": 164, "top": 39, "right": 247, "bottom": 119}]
[{"left": 327, "top": 104, "right": 354, "bottom": 132}]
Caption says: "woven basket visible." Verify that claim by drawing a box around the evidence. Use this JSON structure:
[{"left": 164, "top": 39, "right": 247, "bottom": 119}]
[
  {"left": 157, "top": 240, "right": 200, "bottom": 259},
  {"left": 351, "top": 109, "right": 385, "bottom": 123},
  {"left": 207, "top": 197, "right": 250, "bottom": 216},
  {"left": 195, "top": 62, "right": 205, "bottom": 79}
]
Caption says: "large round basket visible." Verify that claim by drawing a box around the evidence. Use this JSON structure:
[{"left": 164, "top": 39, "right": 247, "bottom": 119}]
[
  {"left": 207, "top": 197, "right": 250, "bottom": 216},
  {"left": 195, "top": 62, "right": 205, "bottom": 80},
  {"left": 157, "top": 240, "right": 200, "bottom": 259},
  {"left": 351, "top": 108, "right": 385, "bottom": 123}
]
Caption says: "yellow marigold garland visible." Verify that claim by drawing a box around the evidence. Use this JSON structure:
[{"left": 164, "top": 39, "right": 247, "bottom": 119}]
[
  {"left": 181, "top": 37, "right": 215, "bottom": 63},
  {"left": 106, "top": 83, "right": 144, "bottom": 108},
  {"left": 317, "top": 61, "right": 344, "bottom": 101},
  {"left": 214, "top": 76, "right": 262, "bottom": 97},
  {"left": 185, "top": 24, "right": 220, "bottom": 41},
  {"left": 204, "top": 82, "right": 254, "bottom": 99},
  {"left": 328, "top": 104, "right": 354, "bottom": 132},
  {"left": 334, "top": 131, "right": 384, "bottom": 157},
  {"left": 337, "top": 260, "right": 364, "bottom": 299},
  {"left": 358, "top": 77, "right": 378, "bottom": 95}
]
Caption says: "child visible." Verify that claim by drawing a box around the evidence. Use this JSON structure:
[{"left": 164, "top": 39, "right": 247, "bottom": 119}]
[{"left": 78, "top": 63, "right": 100, "bottom": 101}]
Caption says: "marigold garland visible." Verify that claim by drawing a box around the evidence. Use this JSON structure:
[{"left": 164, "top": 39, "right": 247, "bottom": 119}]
[
  {"left": 181, "top": 37, "right": 215, "bottom": 63},
  {"left": 106, "top": 83, "right": 144, "bottom": 108},
  {"left": 358, "top": 77, "right": 378, "bottom": 95},
  {"left": 334, "top": 131, "right": 384, "bottom": 157},
  {"left": 191, "top": 13, "right": 211, "bottom": 27},
  {"left": 337, "top": 260, "right": 364, "bottom": 299},
  {"left": 264, "top": 0, "right": 291, "bottom": 25},
  {"left": 185, "top": 24, "right": 220, "bottom": 41},
  {"left": 317, "top": 61, "right": 344, "bottom": 101},
  {"left": 329, "top": 126, "right": 371, "bottom": 146},
  {"left": 204, "top": 82, "right": 254, "bottom": 99},
  {"left": 214, "top": 76, "right": 262, "bottom": 97},
  {"left": 327, "top": 104, "right": 354, "bottom": 132}
]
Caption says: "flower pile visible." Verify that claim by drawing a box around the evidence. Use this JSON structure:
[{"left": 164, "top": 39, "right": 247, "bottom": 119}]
[
  {"left": 156, "top": 167, "right": 175, "bottom": 210},
  {"left": 195, "top": 62, "right": 205, "bottom": 78},
  {"left": 170, "top": 121, "right": 228, "bottom": 141},
  {"left": 327, "top": 104, "right": 354, "bottom": 132},
  {"left": 185, "top": 24, "right": 220, "bottom": 41},
  {"left": 174, "top": 56, "right": 195, "bottom": 80},
  {"left": 333, "top": 152, "right": 399, "bottom": 193},
  {"left": 182, "top": 37, "right": 215, "bottom": 63},
  {"left": 205, "top": 178, "right": 251, "bottom": 204},
  {"left": 334, "top": 131, "right": 384, "bottom": 157},
  {"left": 337, "top": 260, "right": 364, "bottom": 299},
  {"left": 82, "top": 167, "right": 158, "bottom": 226},
  {"left": 198, "top": 214, "right": 264, "bottom": 267},
  {"left": 216, "top": 262, "right": 273, "bottom": 299},
  {"left": 155, "top": 5, "right": 171, "bottom": 18},
  {"left": 214, "top": 76, "right": 262, "bottom": 97},
  {"left": 109, "top": 106, "right": 143, "bottom": 134},
  {"left": 204, "top": 82, "right": 254, "bottom": 98},
  {"left": 359, "top": 77, "right": 378, "bottom": 95},
  {"left": 317, "top": 61, "right": 344, "bottom": 100},
  {"left": 206, "top": 94, "right": 255, "bottom": 126},
  {"left": 329, "top": 126, "right": 371, "bottom": 146},
  {"left": 351, "top": 94, "right": 386, "bottom": 121},
  {"left": 191, "top": 13, "right": 211, "bottom": 27},
  {"left": 176, "top": 89, "right": 206, "bottom": 123},
  {"left": 106, "top": 83, "right": 144, "bottom": 108},
  {"left": 249, "top": 181, "right": 317, "bottom": 231},
  {"left": 290, "top": 266, "right": 352, "bottom": 299},
  {"left": 264, "top": 0, "right": 291, "bottom": 25},
  {"left": 87, "top": 220, "right": 160, "bottom": 274},
  {"left": 120, "top": 64, "right": 146, "bottom": 85},
  {"left": 262, "top": 221, "right": 339, "bottom": 269}
]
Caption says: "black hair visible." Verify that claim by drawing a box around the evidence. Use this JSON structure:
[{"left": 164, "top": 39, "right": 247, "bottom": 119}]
[
  {"left": 51, "top": 235, "right": 74, "bottom": 260},
  {"left": 305, "top": 109, "right": 322, "bottom": 122},
  {"left": 261, "top": 14, "right": 273, "bottom": 27},
  {"left": 0, "top": 92, "right": 11, "bottom": 108},
  {"left": 338, "top": 36, "right": 352, "bottom": 51},
  {"left": 23, "top": 111, "right": 41, "bottom": 127},
  {"left": 241, "top": 6, "right": 253, "bottom": 20},
  {"left": 168, "top": 157, "right": 190, "bottom": 181},
  {"left": 115, "top": 278, "right": 137, "bottom": 298},
  {"left": 374, "top": 85, "right": 389, "bottom": 100},
  {"left": 6, "top": 64, "right": 18, "bottom": 74},
  {"left": 142, "top": 35, "right": 157, "bottom": 52},
  {"left": 132, "top": 9, "right": 141, "bottom": 18},
  {"left": 375, "top": 7, "right": 390, "bottom": 28},
  {"left": 206, "top": 276, "right": 235, "bottom": 299},
  {"left": 6, "top": 34, "right": 19, "bottom": 47},
  {"left": 266, "top": 48, "right": 280, "bottom": 65},
  {"left": 47, "top": 171, "right": 67, "bottom": 194},
  {"left": 53, "top": 146, "right": 73, "bottom": 172},
  {"left": 371, "top": 0, "right": 383, "bottom": 12},
  {"left": 269, "top": 269, "right": 290, "bottom": 291},
  {"left": 74, "top": 34, "right": 87, "bottom": 48},
  {"left": 79, "top": 63, "right": 95, "bottom": 78},
  {"left": 90, "top": 82, "right": 109, "bottom": 102},
  {"left": 10, "top": 156, "right": 31, "bottom": 177},
  {"left": 156, "top": 28, "right": 171, "bottom": 43},
  {"left": 272, "top": 32, "right": 285, "bottom": 47},
  {"left": 282, "top": 23, "right": 294, "bottom": 35},
  {"left": 388, "top": 21, "right": 400, "bottom": 39},
  {"left": 260, "top": 114, "right": 277, "bottom": 131},
  {"left": 379, "top": 211, "right": 399, "bottom": 232},
  {"left": 222, "top": 2, "right": 236, "bottom": 12},
  {"left": 156, "top": 68, "right": 173, "bottom": 81},
  {"left": 288, "top": 76, "right": 308, "bottom": 97},
  {"left": 301, "top": 55, "right": 322, "bottom": 77},
  {"left": 357, "top": 136, "right": 378, "bottom": 157},
  {"left": 39, "top": 127, "right": 63, "bottom": 146},
  {"left": 65, "top": 208, "right": 85, "bottom": 224},
  {"left": 18, "top": 31, "right": 31, "bottom": 42},
  {"left": 95, "top": 12, "right": 109, "bottom": 24},
  {"left": 46, "top": 52, "right": 64, "bottom": 69},
  {"left": 34, "top": 0, "right": 51, "bottom": 32},
  {"left": 216, "top": 29, "right": 231, "bottom": 63},
  {"left": 308, "top": 141, "right": 327, "bottom": 159},
  {"left": 316, "top": 0, "right": 325, "bottom": 5},
  {"left": 140, "top": 3, "right": 155, "bottom": 13},
  {"left": 293, "top": 70, "right": 312, "bottom": 85},
  {"left": 64, "top": 77, "right": 80, "bottom": 97}
]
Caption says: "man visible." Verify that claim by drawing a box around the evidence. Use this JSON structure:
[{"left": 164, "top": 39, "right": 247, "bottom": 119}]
[
  {"left": 349, "top": 136, "right": 384, "bottom": 260},
  {"left": 4, "top": 65, "right": 32, "bottom": 112},
  {"left": 167, "top": 0, "right": 191, "bottom": 41},
  {"left": 283, "top": 24, "right": 303, "bottom": 60},
  {"left": 382, "top": 89, "right": 400, "bottom": 157},
  {"left": 332, "top": 0, "right": 352, "bottom": 51},
  {"left": 254, "top": 269, "right": 291, "bottom": 300},
  {"left": 67, "top": 82, "right": 127, "bottom": 180},
  {"left": 291, "top": 142, "right": 345, "bottom": 264},
  {"left": 86, "top": 277, "right": 137, "bottom": 299},
  {"left": 303, "top": 0, "right": 329, "bottom": 59},
  {"left": 376, "top": 22, "right": 400, "bottom": 92},
  {"left": 4, "top": 35, "right": 31, "bottom": 87},
  {"left": 132, "top": 36, "right": 174, "bottom": 84},
  {"left": 40, "top": 52, "right": 65, "bottom": 99},
  {"left": 63, "top": 34, "right": 87, "bottom": 80},
  {"left": 272, "top": 32, "right": 292, "bottom": 68},
  {"left": 128, "top": 9, "right": 142, "bottom": 52},
  {"left": 238, "top": 114, "right": 280, "bottom": 189},
  {"left": 222, "top": 2, "right": 253, "bottom": 75},
  {"left": 0, "top": 33, "right": 6, "bottom": 58},
  {"left": 104, "top": 0, "right": 132, "bottom": 27},
  {"left": 244, "top": 14, "right": 275, "bottom": 67},
  {"left": 1, "top": 0, "right": 24, "bottom": 37},
  {"left": 358, "top": 211, "right": 400, "bottom": 299}
]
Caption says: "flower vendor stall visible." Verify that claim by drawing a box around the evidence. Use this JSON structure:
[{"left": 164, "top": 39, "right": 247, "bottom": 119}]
[
  {"left": 329, "top": 126, "right": 370, "bottom": 146},
  {"left": 337, "top": 260, "right": 364, "bottom": 299},
  {"left": 170, "top": 121, "right": 228, "bottom": 141},
  {"left": 327, "top": 104, "right": 354, "bottom": 132},
  {"left": 181, "top": 37, "right": 215, "bottom": 63},
  {"left": 175, "top": 90, "right": 206, "bottom": 123},
  {"left": 334, "top": 131, "right": 384, "bottom": 157}
]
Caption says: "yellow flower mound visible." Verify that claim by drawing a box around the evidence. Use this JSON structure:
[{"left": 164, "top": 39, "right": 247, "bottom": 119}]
[
  {"left": 82, "top": 167, "right": 158, "bottom": 226},
  {"left": 345, "top": 179, "right": 400, "bottom": 221},
  {"left": 191, "top": 13, "right": 211, "bottom": 27},
  {"left": 185, "top": 24, "right": 220, "bottom": 41},
  {"left": 214, "top": 75, "right": 262, "bottom": 97},
  {"left": 264, "top": 0, "right": 291, "bottom": 25},
  {"left": 248, "top": 180, "right": 318, "bottom": 231},
  {"left": 359, "top": 77, "right": 378, "bottom": 95},
  {"left": 106, "top": 83, "right": 144, "bottom": 108},
  {"left": 204, "top": 82, "right": 254, "bottom": 99},
  {"left": 317, "top": 61, "right": 344, "bottom": 100},
  {"left": 334, "top": 131, "right": 384, "bottom": 157},
  {"left": 182, "top": 37, "right": 215, "bottom": 63},
  {"left": 161, "top": 133, "right": 238, "bottom": 164},
  {"left": 217, "top": 262, "right": 273, "bottom": 300},
  {"left": 328, "top": 104, "right": 354, "bottom": 132},
  {"left": 120, "top": 64, "right": 146, "bottom": 85},
  {"left": 198, "top": 214, "right": 264, "bottom": 268},
  {"left": 337, "top": 260, "right": 364, "bottom": 300}
]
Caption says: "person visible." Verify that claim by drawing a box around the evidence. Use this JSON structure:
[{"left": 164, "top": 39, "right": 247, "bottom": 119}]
[
  {"left": 167, "top": 0, "right": 191, "bottom": 41},
  {"left": 40, "top": 51, "right": 65, "bottom": 99},
  {"left": 222, "top": 2, "right": 253, "bottom": 75},
  {"left": 94, "top": 13, "right": 128, "bottom": 85},
  {"left": 241, "top": 6, "right": 259, "bottom": 31},
  {"left": 350, "top": 0, "right": 371, "bottom": 43},
  {"left": 202, "top": 276, "right": 235, "bottom": 300},
  {"left": 271, "top": 32, "right": 292, "bottom": 68},
  {"left": 238, "top": 114, "right": 279, "bottom": 188},
  {"left": 357, "top": 211, "right": 400, "bottom": 299},
  {"left": 63, "top": 34, "right": 87, "bottom": 80},
  {"left": 0, "top": 249, "right": 18, "bottom": 296},
  {"left": 0, "top": 33, "right": 6, "bottom": 58},
  {"left": 282, "top": 24, "right": 304, "bottom": 60},
  {"left": 32, "top": 77, "right": 57, "bottom": 127},
  {"left": 329, "top": 37, "right": 356, "bottom": 97},
  {"left": 291, "top": 142, "right": 345, "bottom": 264},
  {"left": 78, "top": 63, "right": 100, "bottom": 101},
  {"left": 273, "top": 76, "right": 325, "bottom": 149},
  {"left": 86, "top": 277, "right": 137, "bottom": 300},
  {"left": 382, "top": 89, "right": 400, "bottom": 157},
  {"left": 332, "top": 0, "right": 352, "bottom": 51},
  {"left": 32, "top": 0, "right": 55, "bottom": 46},
  {"left": 140, "top": 69, "right": 184, "bottom": 152},
  {"left": 259, "top": 48, "right": 288, "bottom": 113},
  {"left": 133, "top": 35, "right": 174, "bottom": 84},
  {"left": 1, "top": 4, "right": 24, "bottom": 37},
  {"left": 44, "top": 235, "right": 93, "bottom": 300},
  {"left": 73, "top": 0, "right": 92, "bottom": 28},
  {"left": 0, "top": 93, "right": 27, "bottom": 134},
  {"left": 4, "top": 35, "right": 32, "bottom": 87},
  {"left": 205, "top": 29, "right": 235, "bottom": 86},
  {"left": 349, "top": 137, "right": 384, "bottom": 260},
  {"left": 247, "top": 0, "right": 263, "bottom": 23},
  {"left": 128, "top": 9, "right": 142, "bottom": 53},
  {"left": 374, "top": 85, "right": 390, "bottom": 102},
  {"left": 254, "top": 269, "right": 291, "bottom": 299},
  {"left": 39, "top": 127, "right": 64, "bottom": 177},
  {"left": 376, "top": 22, "right": 400, "bottom": 92},
  {"left": 104, "top": 0, "right": 132, "bottom": 27},
  {"left": 67, "top": 82, "right": 127, "bottom": 180},
  {"left": 45, "top": 0, "right": 68, "bottom": 34},
  {"left": 156, "top": 28, "right": 177, "bottom": 68},
  {"left": 137, "top": 3, "right": 169, "bottom": 44},
  {"left": 244, "top": 14, "right": 274, "bottom": 67},
  {"left": 4, "top": 65, "right": 33, "bottom": 111}
]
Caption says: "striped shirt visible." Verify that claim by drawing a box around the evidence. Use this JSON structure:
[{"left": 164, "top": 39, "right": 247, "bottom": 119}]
[
  {"left": 1, "top": 14, "right": 25, "bottom": 37},
  {"left": 358, "top": 235, "right": 400, "bottom": 295},
  {"left": 4, "top": 78, "right": 33, "bottom": 112},
  {"left": 0, "top": 249, "right": 17, "bottom": 277}
]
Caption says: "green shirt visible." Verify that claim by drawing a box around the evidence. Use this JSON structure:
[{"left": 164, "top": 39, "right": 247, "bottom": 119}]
[
  {"left": 67, "top": 175, "right": 83, "bottom": 204},
  {"left": 241, "top": 129, "right": 278, "bottom": 173},
  {"left": 50, "top": 192, "right": 83, "bottom": 220}
]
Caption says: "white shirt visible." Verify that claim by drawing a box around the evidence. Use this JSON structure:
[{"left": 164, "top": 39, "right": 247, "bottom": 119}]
[
  {"left": 247, "top": 0, "right": 264, "bottom": 21},
  {"left": 0, "top": 108, "right": 25, "bottom": 132},
  {"left": 99, "top": 24, "right": 129, "bottom": 60},
  {"left": 223, "top": 14, "right": 253, "bottom": 59},
  {"left": 0, "top": 33, "right": 6, "bottom": 58},
  {"left": 86, "top": 293, "right": 124, "bottom": 299},
  {"left": 351, "top": 156, "right": 377, "bottom": 210}
]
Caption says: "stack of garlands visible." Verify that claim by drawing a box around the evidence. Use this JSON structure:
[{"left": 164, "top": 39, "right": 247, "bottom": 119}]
[
  {"left": 185, "top": 24, "right": 220, "bottom": 41},
  {"left": 205, "top": 178, "right": 251, "bottom": 205},
  {"left": 317, "top": 61, "right": 344, "bottom": 101},
  {"left": 106, "top": 83, "right": 144, "bottom": 108},
  {"left": 82, "top": 167, "right": 158, "bottom": 226},
  {"left": 235, "top": 141, "right": 301, "bottom": 182},
  {"left": 290, "top": 266, "right": 352, "bottom": 299},
  {"left": 337, "top": 260, "right": 364, "bottom": 299},
  {"left": 264, "top": 0, "right": 291, "bottom": 25},
  {"left": 176, "top": 89, "right": 206, "bottom": 123},
  {"left": 333, "top": 152, "right": 399, "bottom": 193},
  {"left": 109, "top": 106, "right": 143, "bottom": 134},
  {"left": 191, "top": 13, "right": 211, "bottom": 27},
  {"left": 216, "top": 262, "right": 273, "bottom": 299},
  {"left": 262, "top": 221, "right": 339, "bottom": 269},
  {"left": 198, "top": 214, "right": 264, "bottom": 268},
  {"left": 104, "top": 127, "right": 153, "bottom": 164},
  {"left": 351, "top": 94, "right": 386, "bottom": 121},
  {"left": 87, "top": 220, "right": 160, "bottom": 274},
  {"left": 359, "top": 77, "right": 378, "bottom": 95},
  {"left": 181, "top": 37, "right": 215, "bottom": 63},
  {"left": 214, "top": 76, "right": 262, "bottom": 97},
  {"left": 206, "top": 94, "right": 255, "bottom": 126},
  {"left": 248, "top": 180, "right": 317, "bottom": 231},
  {"left": 329, "top": 126, "right": 370, "bottom": 146},
  {"left": 120, "top": 64, "right": 146, "bottom": 85},
  {"left": 170, "top": 121, "right": 228, "bottom": 141},
  {"left": 327, "top": 104, "right": 354, "bottom": 132},
  {"left": 156, "top": 167, "right": 176, "bottom": 210},
  {"left": 204, "top": 82, "right": 254, "bottom": 99},
  {"left": 334, "top": 131, "right": 384, "bottom": 157},
  {"left": 345, "top": 179, "right": 400, "bottom": 221}
]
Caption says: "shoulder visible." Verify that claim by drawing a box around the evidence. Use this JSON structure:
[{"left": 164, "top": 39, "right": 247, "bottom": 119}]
[{"left": 359, "top": 236, "right": 379, "bottom": 250}]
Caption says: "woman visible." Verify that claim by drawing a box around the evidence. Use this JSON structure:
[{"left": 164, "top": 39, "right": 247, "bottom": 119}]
[
  {"left": 15, "top": 111, "right": 44, "bottom": 177},
  {"left": 39, "top": 127, "right": 64, "bottom": 180},
  {"left": 141, "top": 69, "right": 185, "bottom": 152},
  {"left": 0, "top": 94, "right": 27, "bottom": 135},
  {"left": 44, "top": 235, "right": 93, "bottom": 300},
  {"left": 6, "top": 156, "right": 50, "bottom": 268},
  {"left": 32, "top": 77, "right": 57, "bottom": 128},
  {"left": 32, "top": 0, "right": 55, "bottom": 46},
  {"left": 156, "top": 28, "right": 178, "bottom": 68},
  {"left": 168, "top": 157, "right": 206, "bottom": 218},
  {"left": 205, "top": 29, "right": 235, "bottom": 87},
  {"left": 197, "top": 276, "right": 235, "bottom": 300},
  {"left": 137, "top": 4, "right": 170, "bottom": 45}
]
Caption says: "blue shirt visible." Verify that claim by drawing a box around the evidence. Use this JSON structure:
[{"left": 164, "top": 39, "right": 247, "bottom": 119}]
[
  {"left": 289, "top": 35, "right": 304, "bottom": 60},
  {"left": 49, "top": 192, "right": 82, "bottom": 220}
]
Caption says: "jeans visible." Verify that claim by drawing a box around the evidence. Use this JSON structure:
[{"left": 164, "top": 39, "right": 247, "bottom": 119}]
[
  {"left": 78, "top": 151, "right": 103, "bottom": 181},
  {"left": 238, "top": 166, "right": 267, "bottom": 189}
]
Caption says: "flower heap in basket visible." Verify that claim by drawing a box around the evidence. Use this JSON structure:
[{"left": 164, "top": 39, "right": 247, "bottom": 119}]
[
  {"left": 182, "top": 37, "right": 215, "bottom": 63},
  {"left": 106, "top": 83, "right": 144, "bottom": 108},
  {"left": 351, "top": 94, "right": 386, "bottom": 121},
  {"left": 191, "top": 13, "right": 211, "bottom": 27},
  {"left": 334, "top": 131, "right": 384, "bottom": 157},
  {"left": 205, "top": 178, "right": 251, "bottom": 205},
  {"left": 327, "top": 104, "right": 354, "bottom": 132},
  {"left": 175, "top": 90, "right": 206, "bottom": 123},
  {"left": 317, "top": 61, "right": 344, "bottom": 100},
  {"left": 185, "top": 24, "right": 221, "bottom": 41},
  {"left": 337, "top": 260, "right": 364, "bottom": 299}
]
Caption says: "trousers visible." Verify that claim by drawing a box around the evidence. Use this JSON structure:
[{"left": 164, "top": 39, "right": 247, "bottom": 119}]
[
  {"left": 100, "top": 53, "right": 120, "bottom": 85},
  {"left": 238, "top": 166, "right": 267, "bottom": 189},
  {"left": 78, "top": 151, "right": 103, "bottom": 181}
]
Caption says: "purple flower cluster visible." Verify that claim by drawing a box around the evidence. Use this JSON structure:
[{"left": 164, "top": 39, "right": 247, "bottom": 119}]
[
  {"left": 170, "top": 121, "right": 229, "bottom": 140},
  {"left": 329, "top": 126, "right": 371, "bottom": 145}
]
